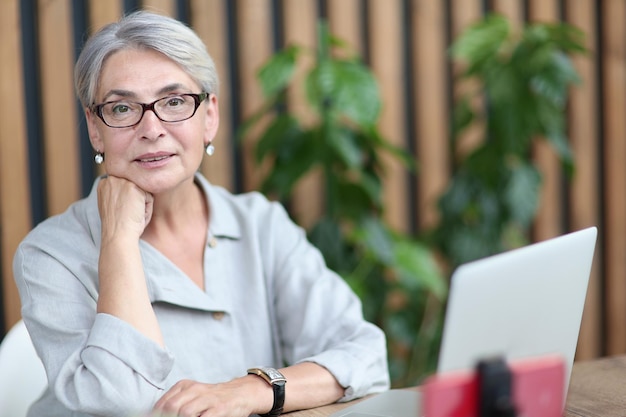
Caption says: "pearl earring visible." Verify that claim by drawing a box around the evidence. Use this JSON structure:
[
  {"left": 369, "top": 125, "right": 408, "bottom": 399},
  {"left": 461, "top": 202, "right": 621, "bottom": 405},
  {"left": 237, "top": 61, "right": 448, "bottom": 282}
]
[
  {"left": 94, "top": 152, "right": 104, "bottom": 165},
  {"left": 205, "top": 143, "right": 215, "bottom": 156}
]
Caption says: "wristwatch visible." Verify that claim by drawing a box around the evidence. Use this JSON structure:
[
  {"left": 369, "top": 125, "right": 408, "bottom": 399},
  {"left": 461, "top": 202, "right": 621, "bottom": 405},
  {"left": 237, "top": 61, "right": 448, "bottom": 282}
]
[{"left": 247, "top": 367, "right": 287, "bottom": 417}]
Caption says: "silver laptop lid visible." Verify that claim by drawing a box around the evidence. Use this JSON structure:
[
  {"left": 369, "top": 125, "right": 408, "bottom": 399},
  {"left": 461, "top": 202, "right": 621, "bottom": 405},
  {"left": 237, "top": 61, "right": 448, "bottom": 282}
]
[{"left": 437, "top": 226, "right": 597, "bottom": 394}]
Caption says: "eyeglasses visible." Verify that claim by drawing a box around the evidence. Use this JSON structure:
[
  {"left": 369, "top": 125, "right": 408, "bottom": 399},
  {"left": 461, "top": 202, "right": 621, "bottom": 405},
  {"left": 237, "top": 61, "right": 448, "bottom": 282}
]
[{"left": 92, "top": 92, "right": 209, "bottom": 128}]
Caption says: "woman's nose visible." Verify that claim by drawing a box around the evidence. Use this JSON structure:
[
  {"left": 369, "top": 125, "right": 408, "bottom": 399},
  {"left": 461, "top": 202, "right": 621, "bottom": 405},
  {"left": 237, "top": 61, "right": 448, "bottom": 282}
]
[{"left": 136, "top": 108, "right": 167, "bottom": 140}]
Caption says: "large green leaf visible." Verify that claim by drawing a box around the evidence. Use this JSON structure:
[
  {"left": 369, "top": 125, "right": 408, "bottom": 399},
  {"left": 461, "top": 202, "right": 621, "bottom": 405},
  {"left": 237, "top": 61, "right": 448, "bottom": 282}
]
[
  {"left": 353, "top": 217, "right": 395, "bottom": 265},
  {"left": 308, "top": 217, "right": 354, "bottom": 273},
  {"left": 257, "top": 45, "right": 300, "bottom": 97},
  {"left": 503, "top": 162, "right": 541, "bottom": 227},
  {"left": 327, "top": 127, "right": 363, "bottom": 169},
  {"left": 334, "top": 182, "right": 379, "bottom": 219},
  {"left": 254, "top": 114, "right": 301, "bottom": 163},
  {"left": 445, "top": 225, "right": 504, "bottom": 266},
  {"left": 393, "top": 238, "right": 447, "bottom": 300},
  {"left": 450, "top": 14, "right": 510, "bottom": 75},
  {"left": 545, "top": 131, "right": 575, "bottom": 178},
  {"left": 331, "top": 61, "right": 381, "bottom": 126},
  {"left": 530, "top": 51, "right": 581, "bottom": 107},
  {"left": 306, "top": 60, "right": 381, "bottom": 127},
  {"left": 260, "top": 130, "right": 319, "bottom": 198},
  {"left": 528, "top": 22, "right": 587, "bottom": 55}
]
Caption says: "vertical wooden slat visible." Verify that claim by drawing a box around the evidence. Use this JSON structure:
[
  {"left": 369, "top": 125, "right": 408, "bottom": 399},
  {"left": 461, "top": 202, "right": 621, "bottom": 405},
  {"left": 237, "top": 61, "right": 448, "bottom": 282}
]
[
  {"left": 236, "top": 0, "right": 274, "bottom": 192},
  {"left": 602, "top": 0, "right": 626, "bottom": 356},
  {"left": 491, "top": 0, "right": 524, "bottom": 27},
  {"left": 450, "top": 0, "right": 483, "bottom": 32},
  {"left": 449, "top": 0, "right": 484, "bottom": 159},
  {"left": 412, "top": 0, "right": 450, "bottom": 229},
  {"left": 0, "top": 0, "right": 33, "bottom": 330},
  {"left": 327, "top": 0, "right": 363, "bottom": 57},
  {"left": 83, "top": 4, "right": 127, "bottom": 182},
  {"left": 140, "top": 0, "right": 176, "bottom": 16},
  {"left": 565, "top": 0, "right": 602, "bottom": 361},
  {"left": 88, "top": 0, "right": 123, "bottom": 33},
  {"left": 282, "top": 0, "right": 323, "bottom": 228},
  {"left": 191, "top": 0, "right": 235, "bottom": 191},
  {"left": 490, "top": 0, "right": 524, "bottom": 68},
  {"left": 368, "top": 0, "right": 409, "bottom": 232},
  {"left": 529, "top": 1, "right": 563, "bottom": 242},
  {"left": 38, "top": 0, "right": 81, "bottom": 216}
]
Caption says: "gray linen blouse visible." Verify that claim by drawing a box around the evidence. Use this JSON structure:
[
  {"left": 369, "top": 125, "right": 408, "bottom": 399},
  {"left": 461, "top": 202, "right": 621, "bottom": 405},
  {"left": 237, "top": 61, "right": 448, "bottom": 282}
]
[{"left": 13, "top": 172, "right": 390, "bottom": 417}]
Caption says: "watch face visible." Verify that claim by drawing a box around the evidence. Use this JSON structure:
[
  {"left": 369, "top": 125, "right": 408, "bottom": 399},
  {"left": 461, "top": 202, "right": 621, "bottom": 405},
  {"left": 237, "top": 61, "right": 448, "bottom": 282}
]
[
  {"left": 262, "top": 367, "right": 286, "bottom": 383},
  {"left": 265, "top": 368, "right": 284, "bottom": 379}
]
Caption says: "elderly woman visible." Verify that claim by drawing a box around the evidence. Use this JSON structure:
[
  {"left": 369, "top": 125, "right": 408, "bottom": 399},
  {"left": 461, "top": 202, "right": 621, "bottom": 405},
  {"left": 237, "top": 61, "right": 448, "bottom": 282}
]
[{"left": 13, "top": 10, "right": 389, "bottom": 417}]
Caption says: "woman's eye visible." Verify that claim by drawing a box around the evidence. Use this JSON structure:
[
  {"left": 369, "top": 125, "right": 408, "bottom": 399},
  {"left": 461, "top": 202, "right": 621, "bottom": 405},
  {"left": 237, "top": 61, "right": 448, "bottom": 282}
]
[
  {"left": 111, "top": 104, "right": 131, "bottom": 114},
  {"left": 165, "top": 97, "right": 185, "bottom": 107}
]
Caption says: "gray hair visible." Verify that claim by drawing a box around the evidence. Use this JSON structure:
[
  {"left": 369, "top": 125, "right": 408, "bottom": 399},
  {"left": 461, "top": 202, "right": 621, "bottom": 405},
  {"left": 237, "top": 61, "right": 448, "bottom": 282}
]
[{"left": 74, "top": 11, "right": 219, "bottom": 107}]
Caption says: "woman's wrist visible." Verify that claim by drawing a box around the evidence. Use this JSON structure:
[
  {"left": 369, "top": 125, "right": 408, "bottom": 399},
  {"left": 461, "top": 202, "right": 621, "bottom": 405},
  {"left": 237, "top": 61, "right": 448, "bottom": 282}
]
[
  {"left": 233, "top": 374, "right": 275, "bottom": 416},
  {"left": 100, "top": 225, "right": 142, "bottom": 247}
]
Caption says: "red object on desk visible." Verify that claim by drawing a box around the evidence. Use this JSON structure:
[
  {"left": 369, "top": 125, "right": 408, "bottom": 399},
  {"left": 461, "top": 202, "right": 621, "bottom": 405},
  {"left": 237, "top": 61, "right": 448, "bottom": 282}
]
[{"left": 422, "top": 355, "right": 565, "bottom": 417}]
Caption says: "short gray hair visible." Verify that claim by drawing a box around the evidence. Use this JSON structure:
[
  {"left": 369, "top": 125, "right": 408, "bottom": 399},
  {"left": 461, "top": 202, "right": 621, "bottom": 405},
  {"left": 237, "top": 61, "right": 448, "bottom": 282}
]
[{"left": 74, "top": 11, "right": 219, "bottom": 107}]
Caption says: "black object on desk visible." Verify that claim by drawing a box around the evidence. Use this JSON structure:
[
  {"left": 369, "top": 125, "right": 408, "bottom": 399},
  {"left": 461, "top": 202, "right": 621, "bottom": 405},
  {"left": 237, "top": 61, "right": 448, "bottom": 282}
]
[{"left": 477, "top": 357, "right": 517, "bottom": 417}]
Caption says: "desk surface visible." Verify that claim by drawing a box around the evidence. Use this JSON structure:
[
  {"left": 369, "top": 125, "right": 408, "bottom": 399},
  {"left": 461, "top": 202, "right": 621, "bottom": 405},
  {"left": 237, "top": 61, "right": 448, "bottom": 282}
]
[
  {"left": 564, "top": 355, "right": 626, "bottom": 417},
  {"left": 285, "top": 355, "right": 626, "bottom": 417},
  {"left": 284, "top": 396, "right": 366, "bottom": 417}
]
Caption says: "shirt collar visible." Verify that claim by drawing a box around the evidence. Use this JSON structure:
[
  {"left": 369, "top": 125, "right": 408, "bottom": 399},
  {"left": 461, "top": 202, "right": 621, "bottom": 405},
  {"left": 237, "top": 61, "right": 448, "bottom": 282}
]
[
  {"left": 83, "top": 173, "right": 240, "bottom": 312},
  {"left": 194, "top": 172, "right": 242, "bottom": 240}
]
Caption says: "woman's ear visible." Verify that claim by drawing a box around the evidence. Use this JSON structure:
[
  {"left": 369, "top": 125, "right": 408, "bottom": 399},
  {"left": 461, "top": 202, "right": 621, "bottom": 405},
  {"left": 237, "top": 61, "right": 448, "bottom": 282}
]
[
  {"left": 85, "top": 108, "right": 104, "bottom": 152},
  {"left": 203, "top": 94, "right": 220, "bottom": 146}
]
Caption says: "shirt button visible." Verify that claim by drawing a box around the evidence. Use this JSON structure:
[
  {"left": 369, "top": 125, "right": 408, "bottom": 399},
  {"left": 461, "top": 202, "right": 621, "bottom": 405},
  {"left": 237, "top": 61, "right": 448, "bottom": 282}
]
[
  {"left": 212, "top": 311, "right": 225, "bottom": 321},
  {"left": 208, "top": 237, "right": 217, "bottom": 248}
]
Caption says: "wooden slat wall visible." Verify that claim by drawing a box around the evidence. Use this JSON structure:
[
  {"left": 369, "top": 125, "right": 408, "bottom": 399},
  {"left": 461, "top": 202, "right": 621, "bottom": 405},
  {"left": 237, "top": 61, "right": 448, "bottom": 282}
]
[{"left": 1, "top": 0, "right": 624, "bottom": 366}]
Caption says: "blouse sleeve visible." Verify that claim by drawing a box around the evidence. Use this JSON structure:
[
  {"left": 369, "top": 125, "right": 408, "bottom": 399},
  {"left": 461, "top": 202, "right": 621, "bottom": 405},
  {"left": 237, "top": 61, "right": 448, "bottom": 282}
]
[
  {"left": 256, "top": 199, "right": 391, "bottom": 401},
  {"left": 13, "top": 229, "right": 175, "bottom": 417}
]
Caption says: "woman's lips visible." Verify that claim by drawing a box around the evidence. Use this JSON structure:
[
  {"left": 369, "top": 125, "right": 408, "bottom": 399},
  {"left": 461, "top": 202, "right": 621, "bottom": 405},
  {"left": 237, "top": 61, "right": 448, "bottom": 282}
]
[{"left": 134, "top": 153, "right": 174, "bottom": 167}]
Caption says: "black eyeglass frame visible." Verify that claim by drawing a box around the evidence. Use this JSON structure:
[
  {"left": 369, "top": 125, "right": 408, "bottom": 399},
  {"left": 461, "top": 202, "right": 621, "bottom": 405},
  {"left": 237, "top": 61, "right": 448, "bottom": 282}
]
[{"left": 91, "top": 92, "right": 210, "bottom": 128}]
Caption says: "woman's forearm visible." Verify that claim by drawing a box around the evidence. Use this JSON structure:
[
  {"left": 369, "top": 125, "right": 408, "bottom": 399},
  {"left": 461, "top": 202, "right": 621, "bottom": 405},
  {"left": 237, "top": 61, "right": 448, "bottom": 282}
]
[
  {"left": 97, "top": 237, "right": 164, "bottom": 346},
  {"left": 279, "top": 362, "right": 344, "bottom": 412}
]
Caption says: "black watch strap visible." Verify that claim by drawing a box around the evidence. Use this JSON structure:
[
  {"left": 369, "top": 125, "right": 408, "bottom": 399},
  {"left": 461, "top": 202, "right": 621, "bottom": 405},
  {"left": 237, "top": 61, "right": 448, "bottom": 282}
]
[
  {"left": 260, "top": 379, "right": 285, "bottom": 417},
  {"left": 247, "top": 367, "right": 287, "bottom": 417}
]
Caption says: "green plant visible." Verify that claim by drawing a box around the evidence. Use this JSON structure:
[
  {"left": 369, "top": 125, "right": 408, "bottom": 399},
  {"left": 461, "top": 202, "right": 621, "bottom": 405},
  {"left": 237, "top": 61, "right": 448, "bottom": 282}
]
[
  {"left": 429, "top": 14, "right": 587, "bottom": 270},
  {"left": 239, "top": 21, "right": 446, "bottom": 386}
]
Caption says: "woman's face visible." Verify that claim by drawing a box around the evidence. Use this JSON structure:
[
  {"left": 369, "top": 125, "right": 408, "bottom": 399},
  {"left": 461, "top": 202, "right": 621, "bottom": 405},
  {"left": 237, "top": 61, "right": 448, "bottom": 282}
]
[{"left": 86, "top": 48, "right": 219, "bottom": 194}]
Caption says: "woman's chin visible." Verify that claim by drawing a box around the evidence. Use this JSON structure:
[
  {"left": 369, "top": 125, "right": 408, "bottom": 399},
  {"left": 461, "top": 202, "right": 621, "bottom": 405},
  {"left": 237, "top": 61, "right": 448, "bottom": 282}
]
[
  {"left": 104, "top": 165, "right": 196, "bottom": 195},
  {"left": 138, "top": 176, "right": 196, "bottom": 196}
]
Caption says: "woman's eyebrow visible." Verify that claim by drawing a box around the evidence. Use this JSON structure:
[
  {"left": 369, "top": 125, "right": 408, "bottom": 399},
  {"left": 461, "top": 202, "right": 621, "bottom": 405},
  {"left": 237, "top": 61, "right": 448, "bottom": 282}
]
[
  {"left": 156, "top": 83, "right": 189, "bottom": 95},
  {"left": 101, "top": 84, "right": 190, "bottom": 103},
  {"left": 101, "top": 89, "right": 136, "bottom": 102}
]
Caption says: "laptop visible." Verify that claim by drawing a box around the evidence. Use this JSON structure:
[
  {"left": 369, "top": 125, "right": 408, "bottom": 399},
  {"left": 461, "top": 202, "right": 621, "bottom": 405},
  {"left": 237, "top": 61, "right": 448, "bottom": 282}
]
[{"left": 330, "top": 226, "right": 598, "bottom": 417}]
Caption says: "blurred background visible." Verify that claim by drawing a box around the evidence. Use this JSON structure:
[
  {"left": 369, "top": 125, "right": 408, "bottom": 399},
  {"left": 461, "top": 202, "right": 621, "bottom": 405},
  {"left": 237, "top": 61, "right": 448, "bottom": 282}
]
[{"left": 1, "top": 0, "right": 624, "bottom": 384}]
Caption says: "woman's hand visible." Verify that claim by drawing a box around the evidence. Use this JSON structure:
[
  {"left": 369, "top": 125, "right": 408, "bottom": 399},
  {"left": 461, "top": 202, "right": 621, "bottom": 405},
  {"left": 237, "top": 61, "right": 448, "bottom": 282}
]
[
  {"left": 153, "top": 376, "right": 271, "bottom": 417},
  {"left": 153, "top": 363, "right": 344, "bottom": 417},
  {"left": 97, "top": 175, "right": 154, "bottom": 242}
]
